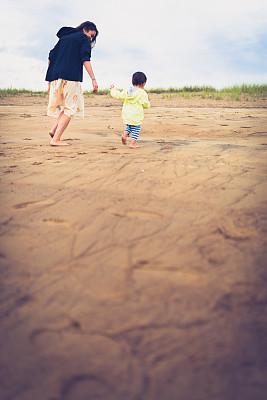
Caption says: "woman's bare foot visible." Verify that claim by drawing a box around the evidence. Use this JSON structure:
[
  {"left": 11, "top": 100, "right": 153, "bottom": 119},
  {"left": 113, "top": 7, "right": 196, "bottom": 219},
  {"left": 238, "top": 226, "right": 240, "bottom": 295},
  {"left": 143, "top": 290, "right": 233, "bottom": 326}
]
[
  {"left": 49, "top": 131, "right": 55, "bottom": 138},
  {"left": 50, "top": 139, "right": 70, "bottom": 146}
]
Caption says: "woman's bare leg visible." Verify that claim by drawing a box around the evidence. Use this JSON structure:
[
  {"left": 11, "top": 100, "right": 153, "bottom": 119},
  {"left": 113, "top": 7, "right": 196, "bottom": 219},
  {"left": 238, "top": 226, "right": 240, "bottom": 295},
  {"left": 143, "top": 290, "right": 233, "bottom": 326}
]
[
  {"left": 50, "top": 113, "right": 71, "bottom": 146},
  {"left": 49, "top": 111, "right": 64, "bottom": 137}
]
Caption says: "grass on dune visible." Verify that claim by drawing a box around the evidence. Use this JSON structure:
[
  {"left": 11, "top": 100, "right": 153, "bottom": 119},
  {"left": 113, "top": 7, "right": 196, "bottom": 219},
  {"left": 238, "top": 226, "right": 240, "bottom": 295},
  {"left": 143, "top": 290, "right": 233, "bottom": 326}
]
[
  {"left": 0, "top": 87, "right": 110, "bottom": 98},
  {"left": 0, "top": 88, "right": 48, "bottom": 98},
  {"left": 0, "top": 84, "right": 266, "bottom": 100},
  {"left": 157, "top": 84, "right": 267, "bottom": 101}
]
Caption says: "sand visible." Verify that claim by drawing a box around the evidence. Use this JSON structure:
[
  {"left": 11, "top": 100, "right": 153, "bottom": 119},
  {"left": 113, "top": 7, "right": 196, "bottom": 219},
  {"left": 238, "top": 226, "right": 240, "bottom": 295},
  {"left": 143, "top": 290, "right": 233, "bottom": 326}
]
[{"left": 0, "top": 94, "right": 267, "bottom": 400}]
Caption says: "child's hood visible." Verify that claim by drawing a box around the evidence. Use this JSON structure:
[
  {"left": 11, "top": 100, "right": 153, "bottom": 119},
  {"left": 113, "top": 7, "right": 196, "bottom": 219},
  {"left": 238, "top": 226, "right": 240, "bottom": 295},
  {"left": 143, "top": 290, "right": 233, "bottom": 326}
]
[
  {"left": 125, "top": 87, "right": 146, "bottom": 103},
  {"left": 57, "top": 27, "right": 78, "bottom": 38}
]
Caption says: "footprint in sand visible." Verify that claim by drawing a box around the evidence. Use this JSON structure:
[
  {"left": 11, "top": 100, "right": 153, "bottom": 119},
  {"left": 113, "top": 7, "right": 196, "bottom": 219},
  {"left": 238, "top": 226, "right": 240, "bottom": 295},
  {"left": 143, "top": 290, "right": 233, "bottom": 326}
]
[
  {"left": 109, "top": 209, "right": 163, "bottom": 220},
  {"left": 13, "top": 199, "right": 55, "bottom": 209},
  {"left": 29, "top": 317, "right": 82, "bottom": 344},
  {"left": 20, "top": 114, "right": 32, "bottom": 118},
  {"left": 61, "top": 375, "right": 114, "bottom": 400},
  {"left": 43, "top": 218, "right": 72, "bottom": 229},
  {"left": 217, "top": 223, "right": 255, "bottom": 241}
]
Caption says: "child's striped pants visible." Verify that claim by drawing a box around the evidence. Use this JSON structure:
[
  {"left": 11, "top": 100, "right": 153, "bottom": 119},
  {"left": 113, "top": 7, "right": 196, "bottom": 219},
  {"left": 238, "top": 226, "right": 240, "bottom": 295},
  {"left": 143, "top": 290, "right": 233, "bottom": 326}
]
[{"left": 125, "top": 124, "right": 141, "bottom": 141}]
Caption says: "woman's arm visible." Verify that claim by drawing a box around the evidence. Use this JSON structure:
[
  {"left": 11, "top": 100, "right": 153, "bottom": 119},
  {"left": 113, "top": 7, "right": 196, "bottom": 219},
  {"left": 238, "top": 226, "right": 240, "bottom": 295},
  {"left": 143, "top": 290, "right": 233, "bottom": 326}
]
[
  {"left": 83, "top": 61, "right": 98, "bottom": 93},
  {"left": 47, "top": 60, "right": 50, "bottom": 93}
]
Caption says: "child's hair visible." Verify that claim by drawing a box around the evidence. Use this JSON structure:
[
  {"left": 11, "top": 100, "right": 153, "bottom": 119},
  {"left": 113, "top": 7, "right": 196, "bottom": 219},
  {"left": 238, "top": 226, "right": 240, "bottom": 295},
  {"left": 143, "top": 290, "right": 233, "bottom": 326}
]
[
  {"left": 76, "top": 21, "right": 99, "bottom": 45},
  {"left": 132, "top": 71, "right": 147, "bottom": 86}
]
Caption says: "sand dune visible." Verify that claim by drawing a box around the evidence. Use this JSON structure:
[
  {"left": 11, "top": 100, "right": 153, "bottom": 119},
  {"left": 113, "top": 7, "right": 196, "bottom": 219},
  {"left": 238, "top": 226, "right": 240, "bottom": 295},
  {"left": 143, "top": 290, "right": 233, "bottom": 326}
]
[{"left": 0, "top": 94, "right": 267, "bottom": 400}]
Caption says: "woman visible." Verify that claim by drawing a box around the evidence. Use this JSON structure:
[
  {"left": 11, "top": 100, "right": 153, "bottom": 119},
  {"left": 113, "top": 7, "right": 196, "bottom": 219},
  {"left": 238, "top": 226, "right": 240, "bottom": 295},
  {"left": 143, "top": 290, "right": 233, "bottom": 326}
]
[{"left": 45, "top": 21, "right": 99, "bottom": 146}]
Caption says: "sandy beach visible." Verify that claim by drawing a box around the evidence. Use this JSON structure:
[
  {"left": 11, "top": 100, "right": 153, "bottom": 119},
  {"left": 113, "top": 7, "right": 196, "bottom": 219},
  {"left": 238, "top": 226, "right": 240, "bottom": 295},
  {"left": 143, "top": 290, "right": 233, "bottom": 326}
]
[{"left": 0, "top": 94, "right": 267, "bottom": 400}]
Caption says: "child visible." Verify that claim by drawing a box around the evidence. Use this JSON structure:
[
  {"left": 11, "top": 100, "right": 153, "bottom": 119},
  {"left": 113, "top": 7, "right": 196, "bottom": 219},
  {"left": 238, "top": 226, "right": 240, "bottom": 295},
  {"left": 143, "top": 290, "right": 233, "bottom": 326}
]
[
  {"left": 110, "top": 71, "right": 150, "bottom": 149},
  {"left": 45, "top": 21, "right": 99, "bottom": 146}
]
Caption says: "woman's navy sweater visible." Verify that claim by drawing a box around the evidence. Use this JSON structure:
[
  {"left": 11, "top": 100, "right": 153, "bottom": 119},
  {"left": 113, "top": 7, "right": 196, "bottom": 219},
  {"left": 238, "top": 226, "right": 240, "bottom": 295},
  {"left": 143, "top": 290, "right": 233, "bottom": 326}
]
[{"left": 45, "top": 27, "right": 91, "bottom": 82}]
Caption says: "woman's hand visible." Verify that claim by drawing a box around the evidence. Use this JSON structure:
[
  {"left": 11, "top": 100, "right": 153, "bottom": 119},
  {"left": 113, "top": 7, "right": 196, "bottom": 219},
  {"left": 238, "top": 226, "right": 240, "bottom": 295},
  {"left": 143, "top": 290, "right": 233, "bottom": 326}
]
[
  {"left": 92, "top": 79, "right": 98, "bottom": 93},
  {"left": 83, "top": 61, "right": 98, "bottom": 92}
]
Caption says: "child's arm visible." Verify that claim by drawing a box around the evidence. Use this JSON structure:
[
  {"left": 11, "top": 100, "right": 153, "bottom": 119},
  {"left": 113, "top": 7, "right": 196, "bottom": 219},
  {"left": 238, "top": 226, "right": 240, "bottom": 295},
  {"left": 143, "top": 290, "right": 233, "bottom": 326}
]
[
  {"left": 141, "top": 92, "right": 150, "bottom": 109},
  {"left": 109, "top": 85, "right": 126, "bottom": 101},
  {"left": 142, "top": 99, "right": 150, "bottom": 109}
]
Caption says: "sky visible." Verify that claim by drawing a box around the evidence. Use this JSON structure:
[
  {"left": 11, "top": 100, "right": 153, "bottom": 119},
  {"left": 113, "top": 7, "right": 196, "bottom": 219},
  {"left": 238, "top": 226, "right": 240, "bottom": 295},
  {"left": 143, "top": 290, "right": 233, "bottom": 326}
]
[{"left": 0, "top": 0, "right": 267, "bottom": 91}]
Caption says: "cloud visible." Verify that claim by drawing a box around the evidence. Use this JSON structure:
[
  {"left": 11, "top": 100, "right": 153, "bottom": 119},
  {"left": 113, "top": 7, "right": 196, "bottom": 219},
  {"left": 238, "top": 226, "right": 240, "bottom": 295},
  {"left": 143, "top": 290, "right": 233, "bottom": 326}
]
[
  {"left": 0, "top": 0, "right": 266, "bottom": 90},
  {"left": 0, "top": 50, "right": 47, "bottom": 89}
]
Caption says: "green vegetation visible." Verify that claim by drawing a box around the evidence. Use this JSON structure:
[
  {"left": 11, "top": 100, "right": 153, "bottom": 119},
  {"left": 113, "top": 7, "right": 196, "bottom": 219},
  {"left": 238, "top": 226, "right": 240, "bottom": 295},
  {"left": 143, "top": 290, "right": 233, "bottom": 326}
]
[
  {"left": 0, "top": 88, "right": 47, "bottom": 98},
  {"left": 84, "top": 89, "right": 110, "bottom": 96},
  {"left": 158, "top": 84, "right": 267, "bottom": 101},
  {"left": 0, "top": 84, "right": 266, "bottom": 101},
  {"left": 148, "top": 85, "right": 216, "bottom": 94}
]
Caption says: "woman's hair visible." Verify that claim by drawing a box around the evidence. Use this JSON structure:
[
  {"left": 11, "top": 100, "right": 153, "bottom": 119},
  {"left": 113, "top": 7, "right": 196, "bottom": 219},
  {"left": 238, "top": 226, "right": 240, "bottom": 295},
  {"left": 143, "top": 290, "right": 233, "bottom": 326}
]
[
  {"left": 132, "top": 71, "right": 147, "bottom": 86},
  {"left": 76, "top": 21, "right": 99, "bottom": 45}
]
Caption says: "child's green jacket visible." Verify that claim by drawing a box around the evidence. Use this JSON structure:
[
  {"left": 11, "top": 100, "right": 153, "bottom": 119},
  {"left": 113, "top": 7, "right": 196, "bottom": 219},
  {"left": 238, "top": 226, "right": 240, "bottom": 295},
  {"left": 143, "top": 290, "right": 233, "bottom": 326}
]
[{"left": 110, "top": 87, "right": 150, "bottom": 125}]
